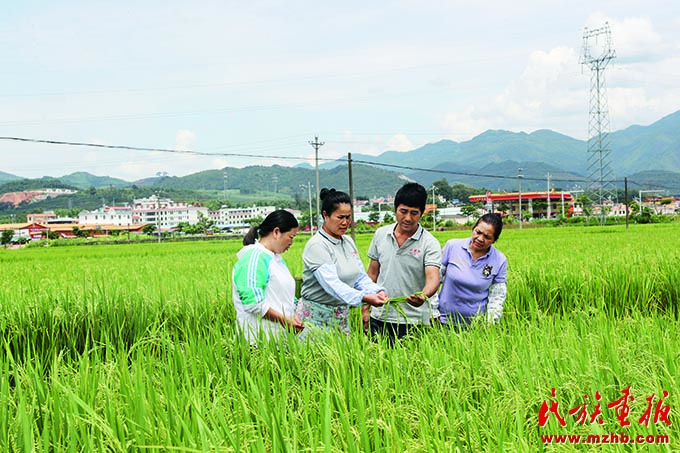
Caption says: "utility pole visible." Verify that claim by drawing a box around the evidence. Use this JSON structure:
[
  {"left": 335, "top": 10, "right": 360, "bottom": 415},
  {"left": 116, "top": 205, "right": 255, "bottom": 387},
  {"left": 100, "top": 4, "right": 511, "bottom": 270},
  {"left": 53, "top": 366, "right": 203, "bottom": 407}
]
[
  {"left": 624, "top": 177, "right": 629, "bottom": 230},
  {"left": 309, "top": 136, "right": 324, "bottom": 226},
  {"left": 546, "top": 172, "right": 551, "bottom": 219},
  {"left": 518, "top": 167, "right": 523, "bottom": 230},
  {"left": 431, "top": 185, "right": 437, "bottom": 231},
  {"left": 300, "top": 183, "right": 314, "bottom": 234},
  {"left": 156, "top": 195, "right": 161, "bottom": 244},
  {"left": 348, "top": 153, "right": 355, "bottom": 241}
]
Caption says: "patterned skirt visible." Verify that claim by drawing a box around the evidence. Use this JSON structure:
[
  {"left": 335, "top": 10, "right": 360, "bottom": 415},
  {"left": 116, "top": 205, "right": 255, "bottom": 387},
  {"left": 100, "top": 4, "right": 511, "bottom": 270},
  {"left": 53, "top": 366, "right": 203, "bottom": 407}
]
[{"left": 295, "top": 298, "right": 351, "bottom": 341}]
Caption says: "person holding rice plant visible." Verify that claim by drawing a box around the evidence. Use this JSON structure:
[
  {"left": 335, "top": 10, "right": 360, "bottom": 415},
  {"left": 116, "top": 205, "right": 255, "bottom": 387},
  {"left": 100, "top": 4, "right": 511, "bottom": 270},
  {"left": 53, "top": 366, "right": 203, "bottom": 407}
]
[
  {"left": 232, "top": 209, "right": 304, "bottom": 344},
  {"left": 364, "top": 182, "right": 442, "bottom": 342},
  {"left": 437, "top": 212, "right": 507, "bottom": 327},
  {"left": 295, "top": 188, "right": 387, "bottom": 339}
]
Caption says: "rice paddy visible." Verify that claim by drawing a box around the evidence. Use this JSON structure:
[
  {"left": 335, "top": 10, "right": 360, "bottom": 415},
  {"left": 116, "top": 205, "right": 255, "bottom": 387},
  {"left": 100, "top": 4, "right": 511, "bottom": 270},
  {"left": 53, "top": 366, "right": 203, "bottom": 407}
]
[{"left": 0, "top": 223, "right": 678, "bottom": 452}]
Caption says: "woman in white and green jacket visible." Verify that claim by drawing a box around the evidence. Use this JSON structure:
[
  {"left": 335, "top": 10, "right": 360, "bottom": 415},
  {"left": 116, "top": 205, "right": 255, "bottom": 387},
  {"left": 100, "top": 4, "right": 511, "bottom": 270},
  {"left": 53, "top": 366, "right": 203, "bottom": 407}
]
[{"left": 232, "top": 210, "right": 304, "bottom": 344}]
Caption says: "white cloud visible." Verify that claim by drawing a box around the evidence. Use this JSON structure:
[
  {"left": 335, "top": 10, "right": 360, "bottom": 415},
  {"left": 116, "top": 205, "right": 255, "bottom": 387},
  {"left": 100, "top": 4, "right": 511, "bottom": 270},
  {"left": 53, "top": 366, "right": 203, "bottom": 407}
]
[
  {"left": 386, "top": 134, "right": 414, "bottom": 151},
  {"left": 586, "top": 14, "right": 669, "bottom": 63},
  {"left": 441, "top": 46, "right": 585, "bottom": 139},
  {"left": 442, "top": 106, "right": 494, "bottom": 140},
  {"left": 441, "top": 10, "right": 680, "bottom": 141},
  {"left": 175, "top": 130, "right": 196, "bottom": 151},
  {"left": 2, "top": 4, "right": 679, "bottom": 182}
]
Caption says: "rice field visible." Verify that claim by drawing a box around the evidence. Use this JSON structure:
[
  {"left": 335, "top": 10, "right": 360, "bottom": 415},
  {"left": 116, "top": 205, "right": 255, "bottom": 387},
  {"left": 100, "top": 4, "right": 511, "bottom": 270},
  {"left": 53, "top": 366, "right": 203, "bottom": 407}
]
[{"left": 0, "top": 223, "right": 678, "bottom": 452}]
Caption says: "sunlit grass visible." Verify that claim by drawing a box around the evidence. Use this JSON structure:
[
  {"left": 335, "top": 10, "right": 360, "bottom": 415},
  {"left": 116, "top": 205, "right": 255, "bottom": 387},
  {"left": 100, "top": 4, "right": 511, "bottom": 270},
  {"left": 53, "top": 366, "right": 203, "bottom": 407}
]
[{"left": 0, "top": 222, "right": 678, "bottom": 451}]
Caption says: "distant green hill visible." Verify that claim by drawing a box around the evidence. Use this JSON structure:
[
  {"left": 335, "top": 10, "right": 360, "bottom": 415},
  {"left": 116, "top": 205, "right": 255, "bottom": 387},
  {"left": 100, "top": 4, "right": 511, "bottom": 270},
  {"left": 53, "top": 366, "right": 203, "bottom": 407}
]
[
  {"left": 149, "top": 164, "right": 411, "bottom": 199},
  {"left": 411, "top": 160, "right": 585, "bottom": 192},
  {"left": 0, "top": 177, "right": 79, "bottom": 194},
  {"left": 5, "top": 109, "right": 680, "bottom": 204},
  {"left": 329, "top": 110, "right": 680, "bottom": 185},
  {"left": 0, "top": 170, "right": 22, "bottom": 185},
  {"left": 626, "top": 170, "right": 680, "bottom": 193},
  {"left": 59, "top": 172, "right": 130, "bottom": 189}
]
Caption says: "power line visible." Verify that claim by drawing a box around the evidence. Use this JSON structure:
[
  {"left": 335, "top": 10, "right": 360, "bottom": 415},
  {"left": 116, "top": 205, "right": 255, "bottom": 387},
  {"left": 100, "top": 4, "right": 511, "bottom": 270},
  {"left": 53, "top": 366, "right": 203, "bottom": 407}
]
[
  {"left": 2, "top": 135, "right": 677, "bottom": 190},
  {"left": 351, "top": 158, "right": 590, "bottom": 183},
  {"left": 0, "top": 136, "right": 320, "bottom": 162}
]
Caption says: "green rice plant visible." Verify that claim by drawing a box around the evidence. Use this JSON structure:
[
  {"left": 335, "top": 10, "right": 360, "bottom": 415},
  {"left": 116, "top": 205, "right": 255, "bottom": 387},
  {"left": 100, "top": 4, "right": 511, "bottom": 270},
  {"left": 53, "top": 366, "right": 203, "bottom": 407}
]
[{"left": 0, "top": 223, "right": 678, "bottom": 451}]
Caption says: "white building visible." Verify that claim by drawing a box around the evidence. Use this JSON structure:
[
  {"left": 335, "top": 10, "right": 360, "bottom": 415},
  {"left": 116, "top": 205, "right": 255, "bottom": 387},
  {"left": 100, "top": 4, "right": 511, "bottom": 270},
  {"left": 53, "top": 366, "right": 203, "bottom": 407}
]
[
  {"left": 132, "top": 196, "right": 209, "bottom": 230},
  {"left": 209, "top": 205, "right": 278, "bottom": 229},
  {"left": 437, "top": 206, "right": 470, "bottom": 225},
  {"left": 79, "top": 206, "right": 134, "bottom": 226},
  {"left": 353, "top": 208, "right": 392, "bottom": 223}
]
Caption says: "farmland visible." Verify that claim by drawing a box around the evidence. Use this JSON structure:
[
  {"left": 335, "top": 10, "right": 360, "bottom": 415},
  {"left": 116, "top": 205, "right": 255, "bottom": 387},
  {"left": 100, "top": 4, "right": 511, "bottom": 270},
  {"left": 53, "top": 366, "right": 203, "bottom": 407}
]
[{"left": 1, "top": 223, "right": 678, "bottom": 452}]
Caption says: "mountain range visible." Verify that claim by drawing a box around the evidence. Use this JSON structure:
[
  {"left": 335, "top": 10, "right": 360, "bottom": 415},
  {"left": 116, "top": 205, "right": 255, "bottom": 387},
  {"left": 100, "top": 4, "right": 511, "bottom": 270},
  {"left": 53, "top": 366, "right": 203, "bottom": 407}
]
[{"left": 2, "top": 109, "right": 679, "bottom": 196}]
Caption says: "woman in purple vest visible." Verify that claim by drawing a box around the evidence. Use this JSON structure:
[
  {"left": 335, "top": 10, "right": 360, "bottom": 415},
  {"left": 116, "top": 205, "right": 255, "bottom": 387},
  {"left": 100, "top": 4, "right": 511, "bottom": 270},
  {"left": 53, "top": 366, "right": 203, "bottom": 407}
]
[{"left": 437, "top": 213, "right": 507, "bottom": 327}]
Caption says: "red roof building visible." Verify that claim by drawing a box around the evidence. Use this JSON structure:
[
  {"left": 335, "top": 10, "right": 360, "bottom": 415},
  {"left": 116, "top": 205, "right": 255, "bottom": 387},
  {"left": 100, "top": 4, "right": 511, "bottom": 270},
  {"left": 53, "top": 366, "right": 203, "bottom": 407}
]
[{"left": 469, "top": 191, "right": 576, "bottom": 218}]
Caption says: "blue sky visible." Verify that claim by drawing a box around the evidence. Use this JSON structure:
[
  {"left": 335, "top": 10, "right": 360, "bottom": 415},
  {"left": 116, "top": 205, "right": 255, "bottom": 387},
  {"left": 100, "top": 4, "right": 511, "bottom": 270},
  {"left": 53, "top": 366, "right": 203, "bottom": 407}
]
[{"left": 1, "top": 1, "right": 679, "bottom": 181}]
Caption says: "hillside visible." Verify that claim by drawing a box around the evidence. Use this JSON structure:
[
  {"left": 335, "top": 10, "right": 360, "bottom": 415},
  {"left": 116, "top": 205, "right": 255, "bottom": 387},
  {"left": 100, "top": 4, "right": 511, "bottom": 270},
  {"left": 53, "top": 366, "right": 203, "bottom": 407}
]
[
  {"left": 330, "top": 110, "right": 680, "bottom": 181},
  {"left": 0, "top": 177, "right": 79, "bottom": 194},
  {"left": 59, "top": 172, "right": 130, "bottom": 189},
  {"left": 3, "top": 109, "right": 679, "bottom": 202},
  {"left": 148, "top": 164, "right": 410, "bottom": 199},
  {"left": 0, "top": 170, "right": 22, "bottom": 185},
  {"left": 411, "top": 160, "right": 585, "bottom": 192}
]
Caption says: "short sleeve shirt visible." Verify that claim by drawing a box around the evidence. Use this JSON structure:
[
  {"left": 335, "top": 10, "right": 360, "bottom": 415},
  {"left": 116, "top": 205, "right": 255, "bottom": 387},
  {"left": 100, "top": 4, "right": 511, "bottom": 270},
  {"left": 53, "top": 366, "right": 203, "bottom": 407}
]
[
  {"left": 301, "top": 229, "right": 366, "bottom": 307},
  {"left": 438, "top": 238, "right": 507, "bottom": 324},
  {"left": 368, "top": 223, "right": 442, "bottom": 324}
]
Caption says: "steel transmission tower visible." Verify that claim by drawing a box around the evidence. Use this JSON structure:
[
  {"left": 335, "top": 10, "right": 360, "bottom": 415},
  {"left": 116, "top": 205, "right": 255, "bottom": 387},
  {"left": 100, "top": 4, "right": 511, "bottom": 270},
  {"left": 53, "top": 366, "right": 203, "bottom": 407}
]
[{"left": 581, "top": 22, "right": 616, "bottom": 210}]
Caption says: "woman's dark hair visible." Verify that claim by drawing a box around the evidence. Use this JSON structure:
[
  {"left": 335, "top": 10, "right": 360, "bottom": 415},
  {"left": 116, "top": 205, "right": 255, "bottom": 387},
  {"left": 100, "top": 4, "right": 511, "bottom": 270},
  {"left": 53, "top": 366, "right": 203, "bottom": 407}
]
[
  {"left": 320, "top": 188, "right": 351, "bottom": 217},
  {"left": 243, "top": 209, "right": 299, "bottom": 246},
  {"left": 473, "top": 213, "right": 503, "bottom": 241},
  {"left": 394, "top": 182, "right": 427, "bottom": 213}
]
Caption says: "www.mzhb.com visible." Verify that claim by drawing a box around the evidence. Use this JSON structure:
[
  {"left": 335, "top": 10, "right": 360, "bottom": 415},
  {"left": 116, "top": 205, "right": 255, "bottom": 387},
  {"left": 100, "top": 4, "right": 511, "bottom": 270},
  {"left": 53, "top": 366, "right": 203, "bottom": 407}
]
[{"left": 541, "top": 433, "right": 670, "bottom": 445}]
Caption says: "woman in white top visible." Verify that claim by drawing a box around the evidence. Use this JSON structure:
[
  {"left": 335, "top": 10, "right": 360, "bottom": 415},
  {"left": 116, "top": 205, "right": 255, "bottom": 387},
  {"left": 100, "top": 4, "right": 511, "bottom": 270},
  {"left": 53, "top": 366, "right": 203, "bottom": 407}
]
[{"left": 232, "top": 209, "right": 304, "bottom": 344}]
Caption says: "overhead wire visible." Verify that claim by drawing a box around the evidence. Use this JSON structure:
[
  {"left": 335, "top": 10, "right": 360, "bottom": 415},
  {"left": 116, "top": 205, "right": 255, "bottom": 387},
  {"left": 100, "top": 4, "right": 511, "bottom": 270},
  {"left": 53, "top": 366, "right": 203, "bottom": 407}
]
[{"left": 0, "top": 135, "right": 678, "bottom": 191}]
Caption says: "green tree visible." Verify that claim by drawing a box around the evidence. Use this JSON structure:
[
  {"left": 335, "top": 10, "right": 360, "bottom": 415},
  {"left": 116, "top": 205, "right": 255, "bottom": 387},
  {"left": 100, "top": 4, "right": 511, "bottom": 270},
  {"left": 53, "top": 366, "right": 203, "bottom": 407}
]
[
  {"left": 1, "top": 230, "right": 14, "bottom": 245},
  {"left": 451, "top": 184, "right": 487, "bottom": 204},
  {"left": 368, "top": 211, "right": 381, "bottom": 223},
  {"left": 204, "top": 200, "right": 223, "bottom": 211},
  {"left": 382, "top": 213, "right": 394, "bottom": 224},
  {"left": 245, "top": 215, "right": 264, "bottom": 227},
  {"left": 298, "top": 211, "right": 316, "bottom": 230},
  {"left": 197, "top": 212, "right": 216, "bottom": 235},
  {"left": 71, "top": 226, "right": 89, "bottom": 239},
  {"left": 142, "top": 224, "right": 156, "bottom": 235},
  {"left": 175, "top": 222, "right": 191, "bottom": 234},
  {"left": 497, "top": 203, "right": 510, "bottom": 215},
  {"left": 55, "top": 208, "right": 82, "bottom": 218},
  {"left": 432, "top": 179, "right": 454, "bottom": 203},
  {"left": 461, "top": 204, "right": 481, "bottom": 221}
]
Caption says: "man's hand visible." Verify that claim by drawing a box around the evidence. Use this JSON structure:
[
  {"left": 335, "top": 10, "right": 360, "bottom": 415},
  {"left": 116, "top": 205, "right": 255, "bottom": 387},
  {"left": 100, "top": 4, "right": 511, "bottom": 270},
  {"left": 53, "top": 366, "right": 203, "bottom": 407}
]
[
  {"left": 361, "top": 305, "right": 371, "bottom": 333},
  {"left": 405, "top": 292, "right": 427, "bottom": 307}
]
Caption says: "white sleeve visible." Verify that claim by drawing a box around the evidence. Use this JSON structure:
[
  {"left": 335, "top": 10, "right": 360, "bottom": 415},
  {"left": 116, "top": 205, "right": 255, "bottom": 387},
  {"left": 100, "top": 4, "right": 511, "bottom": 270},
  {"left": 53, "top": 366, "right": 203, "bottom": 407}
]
[
  {"left": 486, "top": 282, "right": 507, "bottom": 323},
  {"left": 353, "top": 272, "right": 385, "bottom": 295},
  {"left": 428, "top": 292, "right": 440, "bottom": 320},
  {"left": 313, "top": 263, "right": 365, "bottom": 307}
]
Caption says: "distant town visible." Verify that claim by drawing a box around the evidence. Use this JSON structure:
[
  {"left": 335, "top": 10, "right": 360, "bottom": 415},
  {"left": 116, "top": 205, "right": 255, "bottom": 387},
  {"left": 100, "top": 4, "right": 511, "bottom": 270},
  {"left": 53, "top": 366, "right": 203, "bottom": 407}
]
[{"left": 1, "top": 189, "right": 678, "bottom": 246}]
